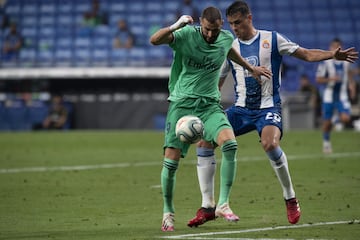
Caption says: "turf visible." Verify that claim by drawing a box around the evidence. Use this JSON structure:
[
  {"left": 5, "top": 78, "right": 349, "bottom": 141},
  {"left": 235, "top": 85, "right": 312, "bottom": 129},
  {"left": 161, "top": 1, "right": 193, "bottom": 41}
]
[{"left": 0, "top": 130, "right": 359, "bottom": 240}]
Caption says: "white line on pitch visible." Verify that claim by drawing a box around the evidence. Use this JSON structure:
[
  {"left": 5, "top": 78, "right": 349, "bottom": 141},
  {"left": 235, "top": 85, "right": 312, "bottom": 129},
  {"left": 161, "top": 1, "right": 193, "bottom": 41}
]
[
  {"left": 160, "top": 219, "right": 359, "bottom": 239},
  {"left": 0, "top": 152, "right": 359, "bottom": 174}
]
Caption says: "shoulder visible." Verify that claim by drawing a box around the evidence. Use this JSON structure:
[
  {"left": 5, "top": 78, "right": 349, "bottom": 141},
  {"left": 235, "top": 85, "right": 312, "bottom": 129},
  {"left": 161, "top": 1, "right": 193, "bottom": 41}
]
[{"left": 221, "top": 29, "right": 234, "bottom": 40}]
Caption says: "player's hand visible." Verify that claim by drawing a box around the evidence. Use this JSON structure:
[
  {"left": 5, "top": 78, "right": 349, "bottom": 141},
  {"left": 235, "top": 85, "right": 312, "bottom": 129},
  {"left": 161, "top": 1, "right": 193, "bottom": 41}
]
[
  {"left": 334, "top": 47, "right": 359, "bottom": 63},
  {"left": 169, "top": 15, "right": 193, "bottom": 31},
  {"left": 251, "top": 66, "right": 272, "bottom": 84}
]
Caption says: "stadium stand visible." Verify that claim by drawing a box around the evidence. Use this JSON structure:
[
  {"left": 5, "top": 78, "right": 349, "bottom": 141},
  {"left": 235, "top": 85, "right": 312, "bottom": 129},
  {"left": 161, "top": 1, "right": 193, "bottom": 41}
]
[{"left": 0, "top": 0, "right": 357, "bottom": 69}]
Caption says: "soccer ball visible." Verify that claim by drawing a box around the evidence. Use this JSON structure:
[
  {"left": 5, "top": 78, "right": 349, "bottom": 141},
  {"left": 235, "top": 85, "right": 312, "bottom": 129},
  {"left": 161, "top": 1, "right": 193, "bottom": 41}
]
[{"left": 175, "top": 115, "right": 204, "bottom": 144}]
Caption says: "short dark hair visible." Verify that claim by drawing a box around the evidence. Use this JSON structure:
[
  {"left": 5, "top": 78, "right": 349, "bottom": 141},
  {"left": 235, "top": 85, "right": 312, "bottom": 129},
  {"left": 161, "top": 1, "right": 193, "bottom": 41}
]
[
  {"left": 226, "top": 1, "right": 251, "bottom": 17},
  {"left": 332, "top": 37, "right": 342, "bottom": 44},
  {"left": 201, "top": 6, "right": 222, "bottom": 23}
]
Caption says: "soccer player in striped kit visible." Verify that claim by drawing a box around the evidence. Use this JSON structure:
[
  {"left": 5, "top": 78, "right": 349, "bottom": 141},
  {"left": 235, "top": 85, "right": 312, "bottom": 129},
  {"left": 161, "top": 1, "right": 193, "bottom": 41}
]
[
  {"left": 316, "top": 38, "right": 356, "bottom": 154},
  {"left": 188, "top": 0, "right": 358, "bottom": 227}
]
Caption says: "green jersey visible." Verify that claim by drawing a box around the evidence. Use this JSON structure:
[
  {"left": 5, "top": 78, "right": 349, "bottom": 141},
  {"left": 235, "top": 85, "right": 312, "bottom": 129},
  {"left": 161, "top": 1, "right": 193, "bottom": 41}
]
[{"left": 168, "top": 25, "right": 234, "bottom": 102}]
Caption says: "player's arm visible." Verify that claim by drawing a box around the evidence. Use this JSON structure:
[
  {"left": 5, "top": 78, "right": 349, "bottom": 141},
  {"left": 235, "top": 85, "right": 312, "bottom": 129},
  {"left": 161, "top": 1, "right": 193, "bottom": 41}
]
[
  {"left": 150, "top": 15, "right": 193, "bottom": 45},
  {"left": 219, "top": 76, "right": 227, "bottom": 91},
  {"left": 227, "top": 47, "right": 272, "bottom": 83},
  {"left": 292, "top": 47, "right": 359, "bottom": 63},
  {"left": 219, "top": 60, "right": 230, "bottom": 91}
]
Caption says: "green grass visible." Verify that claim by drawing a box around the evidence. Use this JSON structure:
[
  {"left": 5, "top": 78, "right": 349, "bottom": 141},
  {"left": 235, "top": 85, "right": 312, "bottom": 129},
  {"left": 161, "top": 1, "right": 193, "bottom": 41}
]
[{"left": 0, "top": 130, "right": 359, "bottom": 240}]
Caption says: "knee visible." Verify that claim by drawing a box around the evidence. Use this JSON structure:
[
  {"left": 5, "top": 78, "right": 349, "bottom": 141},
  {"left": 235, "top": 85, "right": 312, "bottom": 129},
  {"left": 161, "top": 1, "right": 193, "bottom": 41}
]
[
  {"left": 261, "top": 139, "right": 278, "bottom": 152},
  {"left": 221, "top": 139, "right": 238, "bottom": 152},
  {"left": 340, "top": 114, "right": 351, "bottom": 124}
]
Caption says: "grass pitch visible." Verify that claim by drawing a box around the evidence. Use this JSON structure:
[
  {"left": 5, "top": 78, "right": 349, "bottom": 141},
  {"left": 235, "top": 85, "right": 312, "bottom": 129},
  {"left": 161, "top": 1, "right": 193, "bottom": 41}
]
[{"left": 0, "top": 130, "right": 359, "bottom": 240}]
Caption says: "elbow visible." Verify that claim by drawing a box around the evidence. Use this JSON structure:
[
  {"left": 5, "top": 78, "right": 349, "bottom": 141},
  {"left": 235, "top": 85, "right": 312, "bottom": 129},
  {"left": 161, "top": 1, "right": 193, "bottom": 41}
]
[
  {"left": 149, "top": 36, "right": 161, "bottom": 46},
  {"left": 149, "top": 38, "right": 157, "bottom": 45}
]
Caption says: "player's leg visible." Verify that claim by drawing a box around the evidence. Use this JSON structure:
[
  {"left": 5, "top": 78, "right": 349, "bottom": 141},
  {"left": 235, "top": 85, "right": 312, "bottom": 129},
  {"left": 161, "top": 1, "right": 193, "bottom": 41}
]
[
  {"left": 214, "top": 126, "right": 239, "bottom": 222},
  {"left": 187, "top": 140, "right": 217, "bottom": 227},
  {"left": 338, "top": 100, "right": 352, "bottom": 127},
  {"left": 196, "top": 141, "right": 217, "bottom": 209},
  {"left": 161, "top": 148, "right": 180, "bottom": 232},
  {"left": 258, "top": 109, "right": 300, "bottom": 224},
  {"left": 321, "top": 103, "right": 334, "bottom": 154},
  {"left": 161, "top": 104, "right": 191, "bottom": 231}
]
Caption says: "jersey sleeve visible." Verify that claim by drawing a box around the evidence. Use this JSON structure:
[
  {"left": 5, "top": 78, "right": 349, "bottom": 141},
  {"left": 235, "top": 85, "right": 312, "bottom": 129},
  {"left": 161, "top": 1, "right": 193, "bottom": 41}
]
[
  {"left": 169, "top": 25, "right": 190, "bottom": 50},
  {"left": 276, "top": 32, "right": 299, "bottom": 56}
]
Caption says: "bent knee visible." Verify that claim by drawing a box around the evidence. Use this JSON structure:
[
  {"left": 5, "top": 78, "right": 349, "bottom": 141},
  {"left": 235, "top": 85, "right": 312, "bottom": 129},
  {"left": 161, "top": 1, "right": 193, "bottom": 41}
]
[{"left": 261, "top": 139, "right": 279, "bottom": 152}]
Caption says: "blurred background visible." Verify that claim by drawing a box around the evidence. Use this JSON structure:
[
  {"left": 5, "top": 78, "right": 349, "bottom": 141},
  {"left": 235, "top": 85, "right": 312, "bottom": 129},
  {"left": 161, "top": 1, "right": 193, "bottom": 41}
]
[{"left": 0, "top": 0, "right": 359, "bottom": 131}]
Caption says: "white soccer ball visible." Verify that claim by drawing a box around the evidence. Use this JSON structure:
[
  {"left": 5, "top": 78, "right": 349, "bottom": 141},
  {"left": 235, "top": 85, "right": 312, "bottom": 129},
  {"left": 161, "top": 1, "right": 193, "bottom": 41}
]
[{"left": 175, "top": 115, "right": 204, "bottom": 144}]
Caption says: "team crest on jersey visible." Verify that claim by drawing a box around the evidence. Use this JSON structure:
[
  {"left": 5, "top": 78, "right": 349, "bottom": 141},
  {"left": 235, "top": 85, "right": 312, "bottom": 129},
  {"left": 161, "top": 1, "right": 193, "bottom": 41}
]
[
  {"left": 262, "top": 39, "right": 270, "bottom": 49},
  {"left": 245, "top": 56, "right": 259, "bottom": 66}
]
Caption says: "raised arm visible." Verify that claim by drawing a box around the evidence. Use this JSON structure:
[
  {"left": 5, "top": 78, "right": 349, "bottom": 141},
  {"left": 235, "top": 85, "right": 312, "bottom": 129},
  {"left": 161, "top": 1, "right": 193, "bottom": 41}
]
[{"left": 150, "top": 15, "right": 193, "bottom": 45}]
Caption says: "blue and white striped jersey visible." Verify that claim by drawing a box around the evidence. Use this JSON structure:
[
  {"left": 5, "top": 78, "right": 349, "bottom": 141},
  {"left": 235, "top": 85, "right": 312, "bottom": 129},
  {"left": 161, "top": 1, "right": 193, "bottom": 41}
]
[
  {"left": 221, "top": 30, "right": 299, "bottom": 109},
  {"left": 316, "top": 59, "right": 351, "bottom": 105}
]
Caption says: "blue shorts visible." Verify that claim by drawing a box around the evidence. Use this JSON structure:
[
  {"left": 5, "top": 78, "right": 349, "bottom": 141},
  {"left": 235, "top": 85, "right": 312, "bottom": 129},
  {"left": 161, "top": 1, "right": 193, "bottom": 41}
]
[
  {"left": 322, "top": 101, "right": 351, "bottom": 120},
  {"left": 225, "top": 106, "right": 283, "bottom": 137}
]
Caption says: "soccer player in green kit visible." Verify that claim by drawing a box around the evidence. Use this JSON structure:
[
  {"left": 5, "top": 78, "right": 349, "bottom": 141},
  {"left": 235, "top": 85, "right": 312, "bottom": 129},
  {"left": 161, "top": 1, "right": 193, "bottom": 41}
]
[{"left": 150, "top": 6, "right": 272, "bottom": 232}]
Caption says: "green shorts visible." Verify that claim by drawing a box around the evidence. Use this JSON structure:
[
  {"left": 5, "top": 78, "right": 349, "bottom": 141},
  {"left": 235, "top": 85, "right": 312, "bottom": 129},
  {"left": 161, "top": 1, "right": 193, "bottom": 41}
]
[{"left": 164, "top": 97, "right": 232, "bottom": 158}]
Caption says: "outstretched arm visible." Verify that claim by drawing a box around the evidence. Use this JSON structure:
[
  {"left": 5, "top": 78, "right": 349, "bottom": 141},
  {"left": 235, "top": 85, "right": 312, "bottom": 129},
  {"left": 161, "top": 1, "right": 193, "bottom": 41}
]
[
  {"left": 292, "top": 47, "right": 359, "bottom": 63},
  {"left": 149, "top": 15, "right": 193, "bottom": 45}
]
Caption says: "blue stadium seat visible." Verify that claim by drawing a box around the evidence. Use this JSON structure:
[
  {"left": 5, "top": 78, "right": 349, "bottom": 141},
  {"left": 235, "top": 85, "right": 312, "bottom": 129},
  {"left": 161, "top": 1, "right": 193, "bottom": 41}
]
[
  {"left": 146, "top": 13, "right": 163, "bottom": 26},
  {"left": 314, "top": 20, "right": 334, "bottom": 33},
  {"left": 37, "top": 49, "right": 54, "bottom": 67},
  {"left": 74, "top": 48, "right": 92, "bottom": 67},
  {"left": 276, "top": 22, "right": 295, "bottom": 36},
  {"left": 56, "top": 14, "right": 73, "bottom": 27},
  {"left": 92, "top": 25, "right": 111, "bottom": 37},
  {"left": 128, "top": 47, "right": 146, "bottom": 66},
  {"left": 110, "top": 49, "right": 129, "bottom": 66},
  {"left": 21, "top": 16, "right": 38, "bottom": 28},
  {"left": 163, "top": 1, "right": 180, "bottom": 12},
  {"left": 128, "top": 1, "right": 145, "bottom": 13},
  {"left": 56, "top": 37, "right": 73, "bottom": 49},
  {"left": 295, "top": 20, "right": 315, "bottom": 34},
  {"left": 92, "top": 49, "right": 109, "bottom": 67},
  {"left": 74, "top": 37, "right": 92, "bottom": 51},
  {"left": 145, "top": 2, "right": 163, "bottom": 12},
  {"left": 4, "top": 100, "right": 30, "bottom": 131},
  {"left": 147, "top": 47, "right": 170, "bottom": 66},
  {"left": 27, "top": 100, "right": 49, "bottom": 126},
  {"left": 108, "top": 2, "right": 126, "bottom": 14},
  {"left": 57, "top": 1, "right": 73, "bottom": 14},
  {"left": 4, "top": 4, "right": 21, "bottom": 19},
  {"left": 92, "top": 37, "right": 110, "bottom": 50},
  {"left": 39, "top": 3, "right": 56, "bottom": 15},
  {"left": 22, "top": 4, "right": 39, "bottom": 17},
  {"left": 19, "top": 49, "right": 37, "bottom": 67},
  {"left": 21, "top": 28, "right": 38, "bottom": 49},
  {"left": 38, "top": 27, "right": 55, "bottom": 38},
  {"left": 39, "top": 15, "right": 55, "bottom": 27},
  {"left": 54, "top": 48, "right": 73, "bottom": 67},
  {"left": 312, "top": 9, "right": 331, "bottom": 20},
  {"left": 55, "top": 26, "right": 74, "bottom": 38},
  {"left": 74, "top": 1, "right": 91, "bottom": 14}
]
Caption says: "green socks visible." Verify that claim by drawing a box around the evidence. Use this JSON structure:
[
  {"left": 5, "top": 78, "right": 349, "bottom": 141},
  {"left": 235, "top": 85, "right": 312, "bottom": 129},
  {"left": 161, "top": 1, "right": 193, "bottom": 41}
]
[
  {"left": 218, "top": 139, "right": 238, "bottom": 206},
  {"left": 161, "top": 158, "right": 179, "bottom": 213}
]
